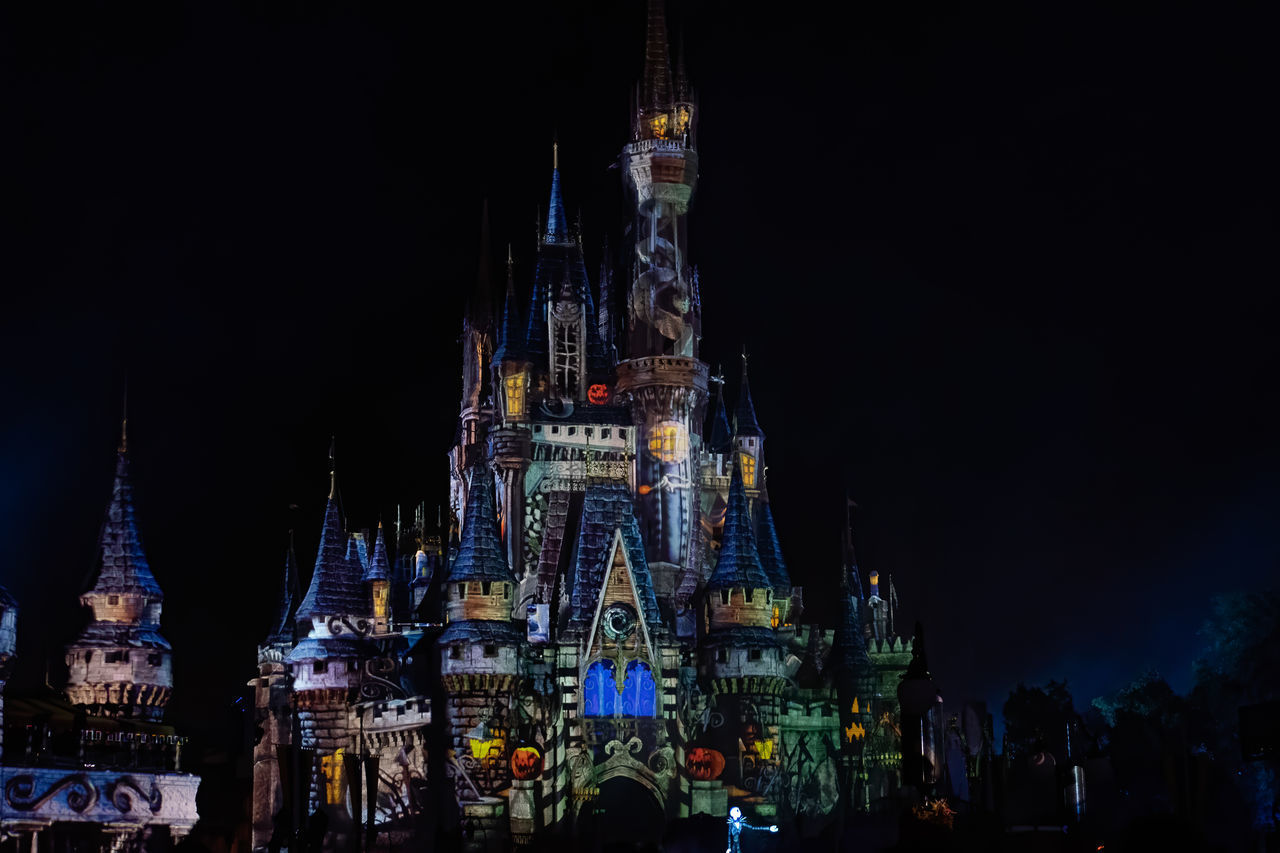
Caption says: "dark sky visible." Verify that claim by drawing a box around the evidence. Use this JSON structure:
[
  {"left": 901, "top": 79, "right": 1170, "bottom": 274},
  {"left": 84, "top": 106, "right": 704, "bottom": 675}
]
[{"left": 2, "top": 0, "right": 1276, "bottom": 742}]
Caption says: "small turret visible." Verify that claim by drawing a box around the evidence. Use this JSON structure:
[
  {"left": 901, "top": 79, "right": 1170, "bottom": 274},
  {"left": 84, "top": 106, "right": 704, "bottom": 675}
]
[
  {"left": 264, "top": 533, "right": 301, "bottom": 647},
  {"left": 65, "top": 427, "right": 173, "bottom": 721},
  {"left": 732, "top": 351, "right": 765, "bottom": 501},
  {"left": 706, "top": 459, "right": 773, "bottom": 631},
  {"left": 493, "top": 245, "right": 530, "bottom": 422},
  {"left": 365, "top": 522, "right": 392, "bottom": 634},
  {"left": 754, "top": 500, "right": 793, "bottom": 625}
]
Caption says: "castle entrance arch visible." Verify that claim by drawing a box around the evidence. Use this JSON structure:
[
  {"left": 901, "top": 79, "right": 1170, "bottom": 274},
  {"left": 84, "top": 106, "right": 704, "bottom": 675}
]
[{"left": 581, "top": 776, "right": 665, "bottom": 846}]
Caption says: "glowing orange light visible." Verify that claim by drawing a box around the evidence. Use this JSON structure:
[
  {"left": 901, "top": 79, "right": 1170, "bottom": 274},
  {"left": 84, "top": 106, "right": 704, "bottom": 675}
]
[
  {"left": 638, "top": 484, "right": 653, "bottom": 495},
  {"left": 587, "top": 384, "right": 609, "bottom": 405}
]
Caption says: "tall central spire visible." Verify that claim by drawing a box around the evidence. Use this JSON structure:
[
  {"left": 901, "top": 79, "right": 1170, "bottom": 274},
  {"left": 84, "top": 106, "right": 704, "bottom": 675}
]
[
  {"left": 641, "top": 0, "right": 673, "bottom": 114},
  {"left": 545, "top": 141, "right": 569, "bottom": 245}
]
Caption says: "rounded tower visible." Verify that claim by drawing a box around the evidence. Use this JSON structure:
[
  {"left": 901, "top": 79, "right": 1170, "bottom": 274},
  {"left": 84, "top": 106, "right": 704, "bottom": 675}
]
[{"left": 64, "top": 431, "right": 173, "bottom": 721}]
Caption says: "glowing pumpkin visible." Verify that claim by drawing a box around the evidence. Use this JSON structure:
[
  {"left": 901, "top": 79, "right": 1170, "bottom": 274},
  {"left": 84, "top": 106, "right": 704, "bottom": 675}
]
[
  {"left": 511, "top": 746, "right": 543, "bottom": 780},
  {"left": 685, "top": 747, "right": 725, "bottom": 781},
  {"left": 587, "top": 384, "right": 610, "bottom": 405}
]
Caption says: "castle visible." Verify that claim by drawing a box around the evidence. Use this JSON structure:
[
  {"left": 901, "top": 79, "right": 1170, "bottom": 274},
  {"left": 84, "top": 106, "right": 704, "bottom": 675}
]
[{"left": 250, "top": 3, "right": 915, "bottom": 849}]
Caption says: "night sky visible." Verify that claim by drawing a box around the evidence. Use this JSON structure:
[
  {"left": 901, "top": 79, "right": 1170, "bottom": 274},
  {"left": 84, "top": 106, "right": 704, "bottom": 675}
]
[{"left": 2, "top": 0, "right": 1276, "bottom": 746}]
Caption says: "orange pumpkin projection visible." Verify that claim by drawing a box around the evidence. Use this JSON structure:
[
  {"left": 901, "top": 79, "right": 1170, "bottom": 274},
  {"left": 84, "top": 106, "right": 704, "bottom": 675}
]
[
  {"left": 511, "top": 746, "right": 543, "bottom": 780},
  {"left": 587, "top": 384, "right": 610, "bottom": 405},
  {"left": 685, "top": 747, "right": 725, "bottom": 781}
]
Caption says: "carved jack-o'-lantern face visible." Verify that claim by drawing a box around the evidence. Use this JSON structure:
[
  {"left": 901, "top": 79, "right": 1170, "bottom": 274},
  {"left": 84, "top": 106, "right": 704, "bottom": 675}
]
[
  {"left": 685, "top": 747, "right": 725, "bottom": 781},
  {"left": 511, "top": 746, "right": 543, "bottom": 780},
  {"left": 587, "top": 383, "right": 610, "bottom": 405}
]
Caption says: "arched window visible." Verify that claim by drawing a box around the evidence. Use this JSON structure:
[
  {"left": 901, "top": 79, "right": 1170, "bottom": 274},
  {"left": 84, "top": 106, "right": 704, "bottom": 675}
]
[
  {"left": 621, "top": 660, "right": 657, "bottom": 717},
  {"left": 583, "top": 660, "right": 618, "bottom": 717}
]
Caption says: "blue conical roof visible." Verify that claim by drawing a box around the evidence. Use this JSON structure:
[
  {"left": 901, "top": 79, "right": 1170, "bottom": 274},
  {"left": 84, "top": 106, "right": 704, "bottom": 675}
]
[
  {"left": 296, "top": 498, "right": 367, "bottom": 621},
  {"left": 734, "top": 359, "right": 764, "bottom": 438},
  {"left": 707, "top": 459, "right": 771, "bottom": 591},
  {"left": 545, "top": 165, "right": 569, "bottom": 245},
  {"left": 266, "top": 538, "right": 301, "bottom": 645},
  {"left": 492, "top": 261, "right": 526, "bottom": 366},
  {"left": 364, "top": 524, "right": 391, "bottom": 582},
  {"left": 448, "top": 464, "right": 514, "bottom": 583},
  {"left": 831, "top": 565, "right": 871, "bottom": 678},
  {"left": 706, "top": 382, "right": 732, "bottom": 453},
  {"left": 754, "top": 501, "right": 792, "bottom": 593},
  {"left": 88, "top": 452, "right": 163, "bottom": 600}
]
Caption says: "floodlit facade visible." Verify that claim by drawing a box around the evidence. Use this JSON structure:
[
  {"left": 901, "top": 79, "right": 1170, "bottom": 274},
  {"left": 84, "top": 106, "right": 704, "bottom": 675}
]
[{"left": 248, "top": 3, "right": 914, "bottom": 849}]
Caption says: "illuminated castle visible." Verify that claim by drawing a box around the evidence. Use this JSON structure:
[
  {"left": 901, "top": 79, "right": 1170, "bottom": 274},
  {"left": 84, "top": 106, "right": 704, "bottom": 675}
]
[{"left": 249, "top": 2, "right": 914, "bottom": 849}]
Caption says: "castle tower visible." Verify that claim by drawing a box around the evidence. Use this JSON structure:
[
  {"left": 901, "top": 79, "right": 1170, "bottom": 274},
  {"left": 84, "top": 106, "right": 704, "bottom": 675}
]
[
  {"left": 64, "top": 426, "right": 173, "bottom": 721},
  {"left": 732, "top": 354, "right": 765, "bottom": 508},
  {"left": 830, "top": 560, "right": 877, "bottom": 812},
  {"left": 491, "top": 248, "right": 534, "bottom": 582},
  {"left": 438, "top": 457, "right": 520, "bottom": 835},
  {"left": 754, "top": 500, "right": 793, "bottom": 628},
  {"left": 703, "top": 460, "right": 786, "bottom": 802},
  {"left": 287, "top": 461, "right": 373, "bottom": 823},
  {"left": 617, "top": 0, "right": 708, "bottom": 581},
  {"left": 0, "top": 585, "right": 16, "bottom": 760},
  {"left": 452, "top": 205, "right": 498, "bottom": 531},
  {"left": 251, "top": 537, "right": 301, "bottom": 851},
  {"left": 365, "top": 522, "right": 392, "bottom": 634}
]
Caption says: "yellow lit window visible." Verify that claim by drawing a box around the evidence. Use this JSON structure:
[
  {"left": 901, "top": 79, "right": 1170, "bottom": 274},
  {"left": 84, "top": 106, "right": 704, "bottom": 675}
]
[
  {"left": 649, "top": 113, "right": 669, "bottom": 139},
  {"left": 647, "top": 422, "right": 688, "bottom": 462},
  {"left": 504, "top": 374, "right": 525, "bottom": 418},
  {"left": 739, "top": 452, "right": 756, "bottom": 488}
]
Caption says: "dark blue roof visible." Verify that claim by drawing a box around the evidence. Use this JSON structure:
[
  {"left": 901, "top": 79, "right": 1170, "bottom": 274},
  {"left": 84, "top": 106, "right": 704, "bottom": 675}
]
[
  {"left": 702, "top": 626, "right": 781, "bottom": 649},
  {"left": 287, "top": 635, "right": 372, "bottom": 663},
  {"left": 705, "top": 384, "right": 732, "bottom": 453},
  {"left": 754, "top": 501, "right": 792, "bottom": 593},
  {"left": 265, "top": 540, "right": 301, "bottom": 645},
  {"left": 734, "top": 361, "right": 764, "bottom": 439},
  {"left": 491, "top": 270, "right": 526, "bottom": 366},
  {"left": 88, "top": 452, "right": 163, "bottom": 600},
  {"left": 707, "top": 460, "right": 771, "bottom": 591},
  {"left": 546, "top": 167, "right": 569, "bottom": 245},
  {"left": 448, "top": 465, "right": 514, "bottom": 584},
  {"left": 297, "top": 498, "right": 368, "bottom": 621},
  {"left": 364, "top": 524, "right": 391, "bottom": 582},
  {"left": 565, "top": 484, "right": 666, "bottom": 641},
  {"left": 439, "top": 619, "right": 523, "bottom": 645},
  {"left": 830, "top": 569, "right": 871, "bottom": 681}
]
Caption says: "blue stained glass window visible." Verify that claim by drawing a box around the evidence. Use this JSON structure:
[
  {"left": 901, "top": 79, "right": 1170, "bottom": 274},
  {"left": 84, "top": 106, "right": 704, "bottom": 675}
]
[
  {"left": 584, "top": 660, "right": 618, "bottom": 717},
  {"left": 621, "top": 660, "right": 657, "bottom": 717}
]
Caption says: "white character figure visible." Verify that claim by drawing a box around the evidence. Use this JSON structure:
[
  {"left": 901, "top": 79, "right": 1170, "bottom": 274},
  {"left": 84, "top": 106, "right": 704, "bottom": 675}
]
[{"left": 725, "top": 805, "right": 778, "bottom": 852}]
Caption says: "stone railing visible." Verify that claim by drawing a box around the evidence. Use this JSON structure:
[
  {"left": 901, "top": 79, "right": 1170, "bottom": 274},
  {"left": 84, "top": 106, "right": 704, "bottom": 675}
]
[{"left": 0, "top": 766, "right": 200, "bottom": 834}]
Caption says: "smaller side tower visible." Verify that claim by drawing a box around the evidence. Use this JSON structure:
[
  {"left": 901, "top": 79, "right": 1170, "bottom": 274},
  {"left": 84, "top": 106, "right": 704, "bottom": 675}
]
[
  {"left": 0, "top": 585, "right": 17, "bottom": 760},
  {"left": 365, "top": 522, "right": 393, "bottom": 634},
  {"left": 732, "top": 354, "right": 765, "bottom": 510},
  {"left": 64, "top": 428, "right": 173, "bottom": 721}
]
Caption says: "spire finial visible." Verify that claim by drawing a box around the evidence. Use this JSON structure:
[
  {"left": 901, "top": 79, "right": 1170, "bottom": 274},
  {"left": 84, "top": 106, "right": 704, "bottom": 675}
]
[
  {"left": 118, "top": 381, "right": 128, "bottom": 454},
  {"left": 507, "top": 242, "right": 513, "bottom": 268},
  {"left": 328, "top": 436, "right": 337, "bottom": 500},
  {"left": 553, "top": 139, "right": 559, "bottom": 170}
]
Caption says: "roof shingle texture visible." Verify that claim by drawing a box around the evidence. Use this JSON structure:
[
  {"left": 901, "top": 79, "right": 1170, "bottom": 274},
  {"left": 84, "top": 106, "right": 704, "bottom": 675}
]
[
  {"left": 88, "top": 453, "right": 163, "bottom": 600},
  {"left": 447, "top": 466, "right": 514, "bottom": 584},
  {"left": 297, "top": 498, "right": 368, "bottom": 621},
  {"left": 707, "top": 461, "right": 771, "bottom": 592}
]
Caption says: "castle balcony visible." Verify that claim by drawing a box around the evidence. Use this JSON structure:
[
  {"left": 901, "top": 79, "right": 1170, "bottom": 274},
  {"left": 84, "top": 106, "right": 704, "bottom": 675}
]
[{"left": 1, "top": 765, "right": 199, "bottom": 837}]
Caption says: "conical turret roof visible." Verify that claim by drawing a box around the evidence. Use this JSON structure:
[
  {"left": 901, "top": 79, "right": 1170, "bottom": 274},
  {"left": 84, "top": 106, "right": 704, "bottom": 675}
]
[
  {"left": 448, "top": 463, "right": 514, "bottom": 584},
  {"left": 296, "top": 497, "right": 366, "bottom": 621},
  {"left": 492, "top": 249, "right": 526, "bottom": 366},
  {"left": 755, "top": 500, "right": 792, "bottom": 593},
  {"left": 265, "top": 536, "right": 301, "bottom": 645},
  {"left": 364, "top": 523, "right": 391, "bottom": 582},
  {"left": 707, "top": 458, "right": 771, "bottom": 591},
  {"left": 88, "top": 451, "right": 164, "bottom": 600},
  {"left": 706, "top": 379, "right": 732, "bottom": 453},
  {"left": 734, "top": 357, "right": 764, "bottom": 438}
]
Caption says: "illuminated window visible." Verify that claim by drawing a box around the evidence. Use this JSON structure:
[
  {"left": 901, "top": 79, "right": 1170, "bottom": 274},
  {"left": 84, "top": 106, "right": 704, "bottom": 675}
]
[
  {"left": 649, "top": 113, "right": 669, "bottom": 139},
  {"left": 647, "top": 422, "right": 689, "bottom": 462},
  {"left": 739, "top": 452, "right": 757, "bottom": 488},
  {"left": 620, "top": 660, "right": 657, "bottom": 716},
  {"left": 583, "top": 660, "right": 618, "bottom": 716},
  {"left": 554, "top": 320, "right": 581, "bottom": 395},
  {"left": 771, "top": 605, "right": 781, "bottom": 629},
  {"left": 504, "top": 374, "right": 526, "bottom": 418}
]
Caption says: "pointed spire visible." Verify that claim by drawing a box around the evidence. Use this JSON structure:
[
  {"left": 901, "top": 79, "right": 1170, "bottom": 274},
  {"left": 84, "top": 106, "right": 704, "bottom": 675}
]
[
  {"left": 545, "top": 141, "right": 569, "bottom": 245},
  {"left": 707, "top": 456, "right": 771, "bottom": 591},
  {"left": 89, "top": 441, "right": 163, "bottom": 601},
  {"left": 734, "top": 348, "right": 764, "bottom": 438},
  {"left": 755, "top": 500, "right": 792, "bottom": 594},
  {"left": 365, "top": 522, "right": 391, "bottom": 582},
  {"left": 705, "top": 369, "right": 732, "bottom": 453},
  {"left": 843, "top": 497, "right": 864, "bottom": 599},
  {"left": 118, "top": 383, "right": 128, "bottom": 454},
  {"left": 297, "top": 452, "right": 366, "bottom": 622},
  {"left": 673, "top": 27, "right": 690, "bottom": 104},
  {"left": 492, "top": 245, "right": 526, "bottom": 367},
  {"left": 449, "top": 459, "right": 514, "bottom": 584},
  {"left": 641, "top": 0, "right": 673, "bottom": 113},
  {"left": 466, "top": 199, "right": 494, "bottom": 328},
  {"left": 266, "top": 532, "right": 301, "bottom": 645}
]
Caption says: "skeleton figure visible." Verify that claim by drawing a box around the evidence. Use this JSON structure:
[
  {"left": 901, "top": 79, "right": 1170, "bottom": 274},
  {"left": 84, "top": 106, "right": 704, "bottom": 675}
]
[{"left": 725, "top": 806, "right": 777, "bottom": 853}]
